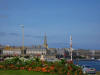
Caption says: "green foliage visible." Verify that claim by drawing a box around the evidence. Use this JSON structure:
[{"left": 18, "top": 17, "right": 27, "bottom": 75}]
[{"left": 60, "top": 58, "right": 66, "bottom": 64}]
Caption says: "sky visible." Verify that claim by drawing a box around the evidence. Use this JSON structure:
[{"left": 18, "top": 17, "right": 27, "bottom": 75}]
[{"left": 0, "top": 0, "right": 100, "bottom": 49}]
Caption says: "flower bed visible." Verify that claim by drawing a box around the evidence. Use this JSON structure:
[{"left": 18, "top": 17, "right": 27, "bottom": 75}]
[{"left": 0, "top": 57, "right": 83, "bottom": 75}]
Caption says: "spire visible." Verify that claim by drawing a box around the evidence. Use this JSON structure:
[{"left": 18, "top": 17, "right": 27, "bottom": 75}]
[{"left": 44, "top": 33, "right": 48, "bottom": 49}]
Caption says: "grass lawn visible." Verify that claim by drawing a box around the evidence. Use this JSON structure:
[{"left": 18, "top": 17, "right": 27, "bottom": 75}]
[{"left": 0, "top": 70, "right": 56, "bottom": 75}]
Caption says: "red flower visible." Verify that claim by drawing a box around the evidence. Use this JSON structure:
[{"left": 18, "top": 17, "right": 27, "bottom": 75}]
[
  {"left": 42, "top": 67, "right": 47, "bottom": 72},
  {"left": 28, "top": 67, "right": 32, "bottom": 71},
  {"left": 49, "top": 66, "right": 54, "bottom": 70},
  {"left": 20, "top": 67, "right": 25, "bottom": 70},
  {"left": 0, "top": 65, "right": 4, "bottom": 69},
  {"left": 67, "top": 72, "right": 70, "bottom": 75}
]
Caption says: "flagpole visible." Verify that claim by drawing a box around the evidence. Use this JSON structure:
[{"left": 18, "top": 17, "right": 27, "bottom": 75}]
[{"left": 20, "top": 24, "right": 24, "bottom": 56}]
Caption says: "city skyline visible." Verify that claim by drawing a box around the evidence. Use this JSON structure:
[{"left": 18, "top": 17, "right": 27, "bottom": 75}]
[{"left": 0, "top": 0, "right": 100, "bottom": 49}]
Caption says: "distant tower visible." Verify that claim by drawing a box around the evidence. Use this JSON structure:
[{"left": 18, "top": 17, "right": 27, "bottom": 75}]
[
  {"left": 70, "top": 35, "right": 73, "bottom": 61},
  {"left": 91, "top": 50, "right": 95, "bottom": 59},
  {"left": 44, "top": 33, "right": 48, "bottom": 49}
]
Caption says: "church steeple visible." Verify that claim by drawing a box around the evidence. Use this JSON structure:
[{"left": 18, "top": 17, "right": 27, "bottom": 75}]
[{"left": 44, "top": 33, "right": 48, "bottom": 49}]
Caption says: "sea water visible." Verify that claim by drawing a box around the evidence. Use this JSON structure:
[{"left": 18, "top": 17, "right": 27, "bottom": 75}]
[{"left": 74, "top": 60, "right": 100, "bottom": 71}]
